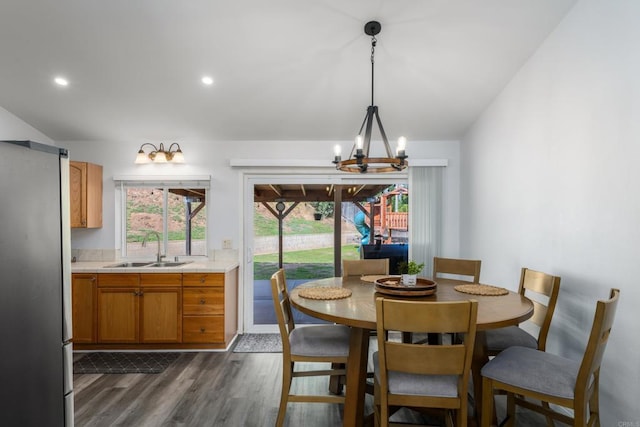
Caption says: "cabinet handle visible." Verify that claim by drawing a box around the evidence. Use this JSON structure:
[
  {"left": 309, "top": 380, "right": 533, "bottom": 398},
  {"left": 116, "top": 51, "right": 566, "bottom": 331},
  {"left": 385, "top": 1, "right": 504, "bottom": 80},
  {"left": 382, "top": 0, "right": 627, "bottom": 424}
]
[
  {"left": 199, "top": 299, "right": 206, "bottom": 304},
  {"left": 133, "top": 291, "right": 138, "bottom": 296},
  {"left": 139, "top": 290, "right": 144, "bottom": 296},
  {"left": 200, "top": 277, "right": 206, "bottom": 283},
  {"left": 200, "top": 327, "right": 206, "bottom": 333}
]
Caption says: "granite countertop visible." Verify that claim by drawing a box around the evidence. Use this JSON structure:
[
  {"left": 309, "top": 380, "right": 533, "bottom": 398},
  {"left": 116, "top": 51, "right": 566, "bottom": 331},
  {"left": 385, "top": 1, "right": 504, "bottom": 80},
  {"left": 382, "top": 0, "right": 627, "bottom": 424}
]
[{"left": 71, "top": 259, "right": 239, "bottom": 273}]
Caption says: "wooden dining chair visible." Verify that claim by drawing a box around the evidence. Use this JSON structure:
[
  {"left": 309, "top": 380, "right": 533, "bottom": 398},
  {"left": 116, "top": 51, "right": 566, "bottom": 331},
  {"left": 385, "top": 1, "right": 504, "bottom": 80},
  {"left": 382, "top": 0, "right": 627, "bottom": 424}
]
[
  {"left": 433, "top": 257, "right": 482, "bottom": 283},
  {"left": 374, "top": 297, "right": 478, "bottom": 427},
  {"left": 407, "top": 257, "right": 481, "bottom": 345},
  {"left": 480, "top": 288, "right": 620, "bottom": 427},
  {"left": 484, "top": 268, "right": 561, "bottom": 355},
  {"left": 342, "top": 258, "right": 390, "bottom": 277},
  {"left": 270, "top": 269, "right": 351, "bottom": 427}
]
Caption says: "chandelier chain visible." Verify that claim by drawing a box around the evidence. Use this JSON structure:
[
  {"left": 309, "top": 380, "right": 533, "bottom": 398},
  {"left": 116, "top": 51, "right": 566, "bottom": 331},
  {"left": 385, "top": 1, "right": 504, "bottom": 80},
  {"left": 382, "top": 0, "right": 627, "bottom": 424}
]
[{"left": 370, "top": 35, "right": 376, "bottom": 107}]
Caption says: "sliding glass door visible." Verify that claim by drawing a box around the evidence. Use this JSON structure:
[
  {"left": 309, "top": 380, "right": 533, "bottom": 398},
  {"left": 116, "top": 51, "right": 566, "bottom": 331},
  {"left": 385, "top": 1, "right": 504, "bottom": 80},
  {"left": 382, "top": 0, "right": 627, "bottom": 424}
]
[{"left": 243, "top": 175, "right": 410, "bottom": 332}]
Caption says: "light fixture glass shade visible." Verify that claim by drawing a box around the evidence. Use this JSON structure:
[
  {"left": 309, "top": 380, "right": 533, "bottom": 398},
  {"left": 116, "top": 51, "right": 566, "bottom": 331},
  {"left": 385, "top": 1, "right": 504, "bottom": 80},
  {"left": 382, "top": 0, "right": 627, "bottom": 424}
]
[
  {"left": 153, "top": 151, "right": 168, "bottom": 163},
  {"left": 171, "top": 149, "right": 185, "bottom": 163},
  {"left": 135, "top": 150, "right": 150, "bottom": 164}
]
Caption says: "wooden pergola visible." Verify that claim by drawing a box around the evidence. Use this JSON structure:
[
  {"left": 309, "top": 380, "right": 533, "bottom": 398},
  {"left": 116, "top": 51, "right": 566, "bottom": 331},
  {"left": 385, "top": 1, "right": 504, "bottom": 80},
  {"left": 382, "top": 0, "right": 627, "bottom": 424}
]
[{"left": 253, "top": 183, "right": 393, "bottom": 275}]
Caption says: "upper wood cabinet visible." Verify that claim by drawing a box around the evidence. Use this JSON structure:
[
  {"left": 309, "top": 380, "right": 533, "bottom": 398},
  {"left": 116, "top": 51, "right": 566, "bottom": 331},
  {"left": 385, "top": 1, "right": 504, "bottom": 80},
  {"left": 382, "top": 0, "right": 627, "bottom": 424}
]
[{"left": 70, "top": 161, "right": 103, "bottom": 228}]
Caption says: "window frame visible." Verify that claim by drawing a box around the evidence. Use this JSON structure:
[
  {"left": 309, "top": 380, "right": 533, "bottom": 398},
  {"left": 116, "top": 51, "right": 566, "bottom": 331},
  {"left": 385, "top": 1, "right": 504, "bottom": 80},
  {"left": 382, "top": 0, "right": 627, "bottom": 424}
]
[{"left": 115, "top": 176, "right": 210, "bottom": 259}]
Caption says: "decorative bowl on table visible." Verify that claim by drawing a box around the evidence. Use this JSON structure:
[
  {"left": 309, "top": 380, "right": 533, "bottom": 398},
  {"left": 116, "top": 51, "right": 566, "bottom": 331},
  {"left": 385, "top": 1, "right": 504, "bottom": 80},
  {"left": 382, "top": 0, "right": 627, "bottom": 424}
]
[{"left": 374, "top": 276, "right": 437, "bottom": 297}]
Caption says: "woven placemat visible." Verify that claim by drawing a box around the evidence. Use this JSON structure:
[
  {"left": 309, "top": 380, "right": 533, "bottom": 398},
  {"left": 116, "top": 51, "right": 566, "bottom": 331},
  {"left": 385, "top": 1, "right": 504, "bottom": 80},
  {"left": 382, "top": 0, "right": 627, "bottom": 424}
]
[
  {"left": 298, "top": 286, "right": 352, "bottom": 300},
  {"left": 454, "top": 284, "right": 509, "bottom": 296}
]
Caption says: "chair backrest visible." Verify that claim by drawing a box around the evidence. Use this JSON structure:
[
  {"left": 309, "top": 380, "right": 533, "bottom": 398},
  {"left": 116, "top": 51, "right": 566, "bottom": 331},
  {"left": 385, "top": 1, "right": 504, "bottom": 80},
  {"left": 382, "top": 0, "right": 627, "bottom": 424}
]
[
  {"left": 375, "top": 297, "right": 478, "bottom": 404},
  {"left": 576, "top": 288, "right": 620, "bottom": 397},
  {"left": 342, "top": 258, "right": 389, "bottom": 277},
  {"left": 518, "top": 268, "right": 561, "bottom": 350},
  {"left": 433, "top": 257, "right": 481, "bottom": 283},
  {"left": 271, "top": 269, "right": 295, "bottom": 354}
]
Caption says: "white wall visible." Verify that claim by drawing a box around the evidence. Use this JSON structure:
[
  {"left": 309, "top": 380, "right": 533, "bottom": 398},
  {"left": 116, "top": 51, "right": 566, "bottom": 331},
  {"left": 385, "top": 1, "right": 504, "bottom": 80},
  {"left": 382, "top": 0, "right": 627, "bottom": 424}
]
[
  {"left": 0, "top": 106, "right": 54, "bottom": 144},
  {"left": 63, "top": 139, "right": 461, "bottom": 257},
  {"left": 461, "top": 0, "right": 639, "bottom": 422}
]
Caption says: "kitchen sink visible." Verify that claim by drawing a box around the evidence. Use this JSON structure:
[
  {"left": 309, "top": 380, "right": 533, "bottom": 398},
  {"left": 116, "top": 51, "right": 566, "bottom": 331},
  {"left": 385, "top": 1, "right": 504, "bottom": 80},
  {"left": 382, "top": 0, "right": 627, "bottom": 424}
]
[
  {"left": 147, "top": 261, "right": 191, "bottom": 268},
  {"left": 103, "top": 262, "right": 153, "bottom": 268}
]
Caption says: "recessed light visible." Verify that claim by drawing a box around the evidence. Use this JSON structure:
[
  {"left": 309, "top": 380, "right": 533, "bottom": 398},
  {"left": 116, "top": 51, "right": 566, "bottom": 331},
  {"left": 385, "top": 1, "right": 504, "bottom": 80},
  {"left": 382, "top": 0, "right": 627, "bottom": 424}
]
[
  {"left": 201, "top": 76, "right": 214, "bottom": 86},
  {"left": 54, "top": 76, "right": 69, "bottom": 87}
]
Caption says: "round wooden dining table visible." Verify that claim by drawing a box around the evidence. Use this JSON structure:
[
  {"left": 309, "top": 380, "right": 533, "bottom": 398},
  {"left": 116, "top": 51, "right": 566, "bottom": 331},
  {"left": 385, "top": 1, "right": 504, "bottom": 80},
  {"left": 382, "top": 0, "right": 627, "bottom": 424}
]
[{"left": 290, "top": 276, "right": 534, "bottom": 427}]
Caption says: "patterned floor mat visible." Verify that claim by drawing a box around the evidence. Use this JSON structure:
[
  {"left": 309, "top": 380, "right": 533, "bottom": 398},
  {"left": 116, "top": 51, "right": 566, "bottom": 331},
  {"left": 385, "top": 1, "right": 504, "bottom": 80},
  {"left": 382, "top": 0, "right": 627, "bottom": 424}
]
[
  {"left": 74, "top": 352, "right": 181, "bottom": 374},
  {"left": 233, "top": 334, "right": 282, "bottom": 353}
]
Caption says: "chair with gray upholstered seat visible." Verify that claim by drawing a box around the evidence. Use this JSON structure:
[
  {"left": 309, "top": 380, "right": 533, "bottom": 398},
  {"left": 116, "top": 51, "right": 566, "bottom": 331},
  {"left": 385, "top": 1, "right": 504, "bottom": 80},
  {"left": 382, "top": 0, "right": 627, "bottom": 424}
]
[
  {"left": 270, "top": 269, "right": 351, "bottom": 427},
  {"left": 374, "top": 297, "right": 478, "bottom": 427},
  {"left": 484, "top": 267, "right": 561, "bottom": 355},
  {"left": 480, "top": 288, "right": 620, "bottom": 427}
]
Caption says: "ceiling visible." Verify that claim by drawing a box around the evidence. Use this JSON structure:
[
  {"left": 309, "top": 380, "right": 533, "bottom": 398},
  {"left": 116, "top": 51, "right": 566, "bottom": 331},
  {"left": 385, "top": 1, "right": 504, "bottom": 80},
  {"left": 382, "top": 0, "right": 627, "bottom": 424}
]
[{"left": 0, "top": 0, "right": 576, "bottom": 143}]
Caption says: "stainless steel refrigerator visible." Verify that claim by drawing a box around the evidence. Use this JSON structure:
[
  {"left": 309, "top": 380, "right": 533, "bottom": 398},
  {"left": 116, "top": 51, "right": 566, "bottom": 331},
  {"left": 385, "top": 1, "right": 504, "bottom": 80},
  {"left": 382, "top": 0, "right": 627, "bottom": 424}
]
[{"left": 0, "top": 140, "right": 74, "bottom": 426}]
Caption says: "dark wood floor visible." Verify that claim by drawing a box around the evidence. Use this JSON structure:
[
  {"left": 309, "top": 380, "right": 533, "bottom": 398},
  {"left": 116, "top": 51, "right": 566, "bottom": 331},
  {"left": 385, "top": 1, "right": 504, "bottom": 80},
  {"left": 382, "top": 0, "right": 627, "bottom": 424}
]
[{"left": 74, "top": 350, "right": 550, "bottom": 426}]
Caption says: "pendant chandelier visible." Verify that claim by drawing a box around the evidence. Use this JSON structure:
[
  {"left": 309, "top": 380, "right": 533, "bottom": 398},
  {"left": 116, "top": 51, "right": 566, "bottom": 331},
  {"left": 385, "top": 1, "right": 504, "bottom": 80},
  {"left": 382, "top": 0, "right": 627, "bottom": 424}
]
[{"left": 333, "top": 21, "right": 408, "bottom": 173}]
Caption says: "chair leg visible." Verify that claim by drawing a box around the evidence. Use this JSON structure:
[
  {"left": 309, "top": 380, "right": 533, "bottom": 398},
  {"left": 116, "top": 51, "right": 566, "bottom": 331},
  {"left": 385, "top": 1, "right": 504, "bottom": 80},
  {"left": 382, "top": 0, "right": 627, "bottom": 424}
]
[
  {"left": 541, "top": 401, "right": 555, "bottom": 427},
  {"left": 481, "top": 376, "right": 494, "bottom": 427},
  {"left": 446, "top": 410, "right": 455, "bottom": 427},
  {"left": 276, "top": 361, "right": 293, "bottom": 427},
  {"left": 505, "top": 392, "right": 516, "bottom": 427}
]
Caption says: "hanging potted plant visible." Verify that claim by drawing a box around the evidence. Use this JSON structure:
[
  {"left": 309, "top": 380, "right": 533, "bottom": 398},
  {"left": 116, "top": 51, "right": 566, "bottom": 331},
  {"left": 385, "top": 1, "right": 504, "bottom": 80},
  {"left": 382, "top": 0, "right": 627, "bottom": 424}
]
[{"left": 398, "top": 260, "right": 425, "bottom": 286}]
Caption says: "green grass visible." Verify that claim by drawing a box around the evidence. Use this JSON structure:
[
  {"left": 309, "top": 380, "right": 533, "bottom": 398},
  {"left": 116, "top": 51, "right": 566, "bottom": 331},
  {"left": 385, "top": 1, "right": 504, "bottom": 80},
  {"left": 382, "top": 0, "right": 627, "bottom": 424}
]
[
  {"left": 253, "top": 245, "right": 360, "bottom": 263},
  {"left": 253, "top": 245, "right": 362, "bottom": 279}
]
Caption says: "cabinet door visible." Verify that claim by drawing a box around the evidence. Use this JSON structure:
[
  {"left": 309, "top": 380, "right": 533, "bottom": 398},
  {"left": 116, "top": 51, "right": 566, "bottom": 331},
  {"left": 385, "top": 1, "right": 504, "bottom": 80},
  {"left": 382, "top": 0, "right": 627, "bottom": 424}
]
[
  {"left": 140, "top": 287, "right": 182, "bottom": 343},
  {"left": 98, "top": 288, "right": 139, "bottom": 343},
  {"left": 69, "top": 161, "right": 87, "bottom": 228},
  {"left": 72, "top": 274, "right": 97, "bottom": 343},
  {"left": 69, "top": 161, "right": 102, "bottom": 228}
]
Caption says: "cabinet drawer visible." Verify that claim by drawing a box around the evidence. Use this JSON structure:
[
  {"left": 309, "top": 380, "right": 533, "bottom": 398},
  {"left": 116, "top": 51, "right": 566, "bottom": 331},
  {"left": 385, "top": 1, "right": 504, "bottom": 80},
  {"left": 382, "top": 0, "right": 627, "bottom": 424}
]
[
  {"left": 183, "top": 273, "right": 224, "bottom": 287},
  {"left": 98, "top": 273, "right": 140, "bottom": 287},
  {"left": 140, "top": 273, "right": 182, "bottom": 287},
  {"left": 183, "top": 288, "right": 224, "bottom": 315},
  {"left": 183, "top": 316, "right": 224, "bottom": 343}
]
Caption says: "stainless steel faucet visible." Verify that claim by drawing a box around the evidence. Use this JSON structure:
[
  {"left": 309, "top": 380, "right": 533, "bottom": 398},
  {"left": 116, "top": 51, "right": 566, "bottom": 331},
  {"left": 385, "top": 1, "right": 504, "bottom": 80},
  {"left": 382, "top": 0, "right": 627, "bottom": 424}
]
[{"left": 141, "top": 231, "right": 165, "bottom": 263}]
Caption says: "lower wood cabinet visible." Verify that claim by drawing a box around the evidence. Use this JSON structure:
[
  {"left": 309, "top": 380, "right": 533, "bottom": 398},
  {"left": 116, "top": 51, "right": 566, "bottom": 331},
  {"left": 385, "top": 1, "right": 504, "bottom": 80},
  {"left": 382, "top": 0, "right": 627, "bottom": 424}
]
[
  {"left": 182, "top": 274, "right": 227, "bottom": 344},
  {"left": 72, "top": 268, "right": 237, "bottom": 350},
  {"left": 72, "top": 273, "right": 97, "bottom": 343},
  {"left": 96, "top": 273, "right": 182, "bottom": 344}
]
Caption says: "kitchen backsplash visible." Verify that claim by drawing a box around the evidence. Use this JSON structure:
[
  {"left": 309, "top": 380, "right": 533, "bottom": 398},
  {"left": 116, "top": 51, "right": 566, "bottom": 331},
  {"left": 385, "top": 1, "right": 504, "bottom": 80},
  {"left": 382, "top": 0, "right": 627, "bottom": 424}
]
[{"left": 71, "top": 248, "right": 238, "bottom": 262}]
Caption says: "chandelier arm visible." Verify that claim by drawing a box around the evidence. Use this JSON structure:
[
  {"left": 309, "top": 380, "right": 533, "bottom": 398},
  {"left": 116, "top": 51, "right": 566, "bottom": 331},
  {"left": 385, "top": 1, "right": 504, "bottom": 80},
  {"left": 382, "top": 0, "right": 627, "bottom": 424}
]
[
  {"left": 363, "top": 106, "right": 375, "bottom": 156},
  {"left": 373, "top": 108, "right": 394, "bottom": 158}
]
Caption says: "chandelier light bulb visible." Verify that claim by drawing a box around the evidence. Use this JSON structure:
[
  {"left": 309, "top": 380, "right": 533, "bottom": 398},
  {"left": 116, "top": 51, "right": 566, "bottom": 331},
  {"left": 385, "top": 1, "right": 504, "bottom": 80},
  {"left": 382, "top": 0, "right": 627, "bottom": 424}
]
[
  {"left": 397, "top": 136, "right": 407, "bottom": 151},
  {"left": 355, "top": 136, "right": 364, "bottom": 150}
]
